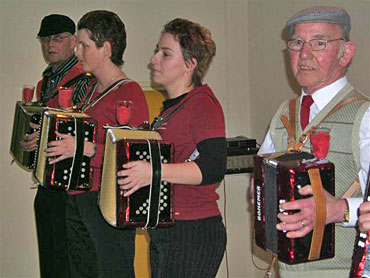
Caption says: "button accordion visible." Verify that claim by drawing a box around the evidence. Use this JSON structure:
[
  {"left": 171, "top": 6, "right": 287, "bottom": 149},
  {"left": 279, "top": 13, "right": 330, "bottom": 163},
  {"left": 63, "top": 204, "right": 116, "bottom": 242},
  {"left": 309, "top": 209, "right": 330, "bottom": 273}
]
[
  {"left": 10, "top": 101, "right": 44, "bottom": 169},
  {"left": 349, "top": 165, "right": 370, "bottom": 277},
  {"left": 99, "top": 128, "right": 174, "bottom": 229},
  {"left": 254, "top": 151, "right": 335, "bottom": 264},
  {"left": 33, "top": 110, "right": 97, "bottom": 190}
]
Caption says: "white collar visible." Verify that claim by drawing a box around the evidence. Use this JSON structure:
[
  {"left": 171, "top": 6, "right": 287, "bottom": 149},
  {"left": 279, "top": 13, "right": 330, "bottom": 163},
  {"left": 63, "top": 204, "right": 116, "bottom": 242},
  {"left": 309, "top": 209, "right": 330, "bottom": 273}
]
[{"left": 301, "top": 77, "right": 348, "bottom": 110}]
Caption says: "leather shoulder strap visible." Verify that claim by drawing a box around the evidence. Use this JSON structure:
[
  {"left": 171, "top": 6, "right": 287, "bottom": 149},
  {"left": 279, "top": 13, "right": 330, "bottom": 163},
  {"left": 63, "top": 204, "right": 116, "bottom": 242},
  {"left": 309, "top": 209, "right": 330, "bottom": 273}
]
[
  {"left": 280, "top": 97, "right": 299, "bottom": 151},
  {"left": 296, "top": 95, "right": 367, "bottom": 151}
]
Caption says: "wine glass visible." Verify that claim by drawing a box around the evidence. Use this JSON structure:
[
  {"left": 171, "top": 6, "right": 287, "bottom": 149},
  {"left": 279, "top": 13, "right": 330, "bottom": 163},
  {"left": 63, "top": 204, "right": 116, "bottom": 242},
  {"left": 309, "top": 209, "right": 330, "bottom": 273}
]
[
  {"left": 23, "top": 85, "right": 35, "bottom": 104},
  {"left": 310, "top": 127, "right": 330, "bottom": 160},
  {"left": 58, "top": 87, "right": 73, "bottom": 110},
  {"left": 117, "top": 100, "right": 133, "bottom": 125}
]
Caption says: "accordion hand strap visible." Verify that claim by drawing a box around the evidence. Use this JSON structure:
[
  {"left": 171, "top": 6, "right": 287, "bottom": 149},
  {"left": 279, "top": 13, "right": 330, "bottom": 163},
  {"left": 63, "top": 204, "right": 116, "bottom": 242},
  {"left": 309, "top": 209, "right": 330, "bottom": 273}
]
[
  {"left": 307, "top": 168, "right": 327, "bottom": 260},
  {"left": 144, "top": 139, "right": 162, "bottom": 229},
  {"left": 68, "top": 117, "right": 85, "bottom": 190}
]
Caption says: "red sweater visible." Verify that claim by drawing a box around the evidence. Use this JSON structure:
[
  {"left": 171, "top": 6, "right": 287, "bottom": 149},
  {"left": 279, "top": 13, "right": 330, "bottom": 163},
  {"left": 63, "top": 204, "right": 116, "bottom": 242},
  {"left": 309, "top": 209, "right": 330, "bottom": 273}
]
[
  {"left": 159, "top": 84, "right": 226, "bottom": 220},
  {"left": 73, "top": 80, "right": 149, "bottom": 193}
]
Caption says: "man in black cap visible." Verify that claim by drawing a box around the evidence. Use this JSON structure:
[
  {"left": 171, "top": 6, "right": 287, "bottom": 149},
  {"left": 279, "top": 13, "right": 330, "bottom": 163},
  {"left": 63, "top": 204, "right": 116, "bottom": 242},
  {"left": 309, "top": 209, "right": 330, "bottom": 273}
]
[
  {"left": 257, "top": 6, "right": 370, "bottom": 277},
  {"left": 36, "top": 14, "right": 91, "bottom": 106},
  {"left": 24, "top": 14, "right": 92, "bottom": 278}
]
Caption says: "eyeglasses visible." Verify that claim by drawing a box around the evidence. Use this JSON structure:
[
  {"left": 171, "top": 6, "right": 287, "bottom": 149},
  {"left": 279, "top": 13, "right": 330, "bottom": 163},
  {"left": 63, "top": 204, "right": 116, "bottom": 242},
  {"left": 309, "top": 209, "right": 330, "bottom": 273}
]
[
  {"left": 287, "top": 38, "right": 345, "bottom": 51},
  {"left": 39, "top": 34, "right": 70, "bottom": 44}
]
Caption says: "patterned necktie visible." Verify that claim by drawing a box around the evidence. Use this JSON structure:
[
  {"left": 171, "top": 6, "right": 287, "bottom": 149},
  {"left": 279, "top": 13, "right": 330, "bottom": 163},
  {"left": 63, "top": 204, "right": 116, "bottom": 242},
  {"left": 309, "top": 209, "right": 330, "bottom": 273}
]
[{"left": 300, "top": 95, "right": 314, "bottom": 130}]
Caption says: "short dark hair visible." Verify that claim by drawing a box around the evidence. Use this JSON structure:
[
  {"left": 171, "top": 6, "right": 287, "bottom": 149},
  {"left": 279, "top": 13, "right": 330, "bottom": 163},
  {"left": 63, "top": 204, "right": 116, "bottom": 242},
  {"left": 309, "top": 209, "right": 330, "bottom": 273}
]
[
  {"left": 163, "top": 18, "right": 216, "bottom": 87},
  {"left": 77, "top": 10, "right": 126, "bottom": 66}
]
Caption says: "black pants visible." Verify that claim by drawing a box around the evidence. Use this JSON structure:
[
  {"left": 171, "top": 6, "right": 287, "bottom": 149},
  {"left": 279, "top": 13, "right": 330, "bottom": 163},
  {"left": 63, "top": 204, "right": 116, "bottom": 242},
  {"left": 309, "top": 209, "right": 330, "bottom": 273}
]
[
  {"left": 66, "top": 192, "right": 136, "bottom": 278},
  {"left": 34, "top": 186, "right": 70, "bottom": 278},
  {"left": 148, "top": 215, "right": 227, "bottom": 278}
]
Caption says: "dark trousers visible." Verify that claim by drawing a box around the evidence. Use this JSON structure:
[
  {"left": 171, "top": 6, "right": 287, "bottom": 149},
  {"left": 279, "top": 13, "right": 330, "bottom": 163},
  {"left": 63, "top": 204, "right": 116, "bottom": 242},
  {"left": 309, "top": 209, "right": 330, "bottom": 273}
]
[
  {"left": 148, "top": 215, "right": 227, "bottom": 278},
  {"left": 66, "top": 192, "right": 136, "bottom": 278},
  {"left": 34, "top": 186, "right": 70, "bottom": 278}
]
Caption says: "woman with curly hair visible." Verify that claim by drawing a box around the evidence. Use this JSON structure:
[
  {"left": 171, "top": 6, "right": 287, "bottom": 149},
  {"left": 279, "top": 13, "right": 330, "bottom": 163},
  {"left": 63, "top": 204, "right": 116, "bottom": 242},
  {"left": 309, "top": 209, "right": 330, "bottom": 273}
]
[{"left": 118, "top": 18, "right": 227, "bottom": 278}]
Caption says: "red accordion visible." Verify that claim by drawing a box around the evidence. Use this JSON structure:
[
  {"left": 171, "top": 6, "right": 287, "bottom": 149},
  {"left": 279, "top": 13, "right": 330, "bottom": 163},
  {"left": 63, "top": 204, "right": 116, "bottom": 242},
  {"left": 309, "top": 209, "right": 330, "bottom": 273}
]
[
  {"left": 254, "top": 151, "right": 335, "bottom": 264},
  {"left": 99, "top": 128, "right": 174, "bottom": 229},
  {"left": 34, "top": 110, "right": 97, "bottom": 190}
]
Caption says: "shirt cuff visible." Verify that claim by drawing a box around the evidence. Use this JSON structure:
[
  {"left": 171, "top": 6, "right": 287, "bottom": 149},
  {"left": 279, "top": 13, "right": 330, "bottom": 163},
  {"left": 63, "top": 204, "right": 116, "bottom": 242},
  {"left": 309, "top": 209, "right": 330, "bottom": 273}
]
[{"left": 342, "top": 197, "right": 362, "bottom": 227}]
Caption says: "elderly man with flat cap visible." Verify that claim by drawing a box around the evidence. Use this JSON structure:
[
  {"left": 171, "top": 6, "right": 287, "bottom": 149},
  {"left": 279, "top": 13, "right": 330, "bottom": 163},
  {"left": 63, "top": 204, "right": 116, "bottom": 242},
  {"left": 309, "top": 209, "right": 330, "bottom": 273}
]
[
  {"left": 258, "top": 6, "right": 370, "bottom": 277},
  {"left": 24, "top": 14, "right": 92, "bottom": 278}
]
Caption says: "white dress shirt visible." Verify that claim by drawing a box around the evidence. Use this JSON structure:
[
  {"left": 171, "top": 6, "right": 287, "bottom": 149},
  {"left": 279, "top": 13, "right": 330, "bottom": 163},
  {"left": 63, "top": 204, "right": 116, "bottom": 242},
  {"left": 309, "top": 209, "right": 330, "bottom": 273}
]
[{"left": 259, "top": 76, "right": 370, "bottom": 226}]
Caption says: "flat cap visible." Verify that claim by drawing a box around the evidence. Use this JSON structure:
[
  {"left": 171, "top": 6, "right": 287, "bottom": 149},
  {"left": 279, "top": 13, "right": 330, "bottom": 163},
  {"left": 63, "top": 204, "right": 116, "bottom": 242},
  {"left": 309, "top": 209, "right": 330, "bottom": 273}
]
[
  {"left": 286, "top": 6, "right": 351, "bottom": 39},
  {"left": 38, "top": 14, "right": 75, "bottom": 37}
]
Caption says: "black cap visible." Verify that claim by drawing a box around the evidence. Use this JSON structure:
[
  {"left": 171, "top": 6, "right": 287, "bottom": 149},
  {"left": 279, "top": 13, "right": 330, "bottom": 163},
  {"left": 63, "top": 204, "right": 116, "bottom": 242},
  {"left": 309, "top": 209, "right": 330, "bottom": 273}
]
[{"left": 38, "top": 14, "right": 75, "bottom": 37}]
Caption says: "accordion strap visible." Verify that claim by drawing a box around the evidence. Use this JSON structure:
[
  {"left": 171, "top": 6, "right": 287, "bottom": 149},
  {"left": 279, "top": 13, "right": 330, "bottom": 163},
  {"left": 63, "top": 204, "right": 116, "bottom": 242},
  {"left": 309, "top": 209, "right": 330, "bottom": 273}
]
[
  {"left": 67, "top": 117, "right": 85, "bottom": 190},
  {"left": 282, "top": 95, "right": 368, "bottom": 151},
  {"left": 307, "top": 168, "right": 327, "bottom": 260},
  {"left": 144, "top": 139, "right": 162, "bottom": 229},
  {"left": 151, "top": 91, "right": 210, "bottom": 130}
]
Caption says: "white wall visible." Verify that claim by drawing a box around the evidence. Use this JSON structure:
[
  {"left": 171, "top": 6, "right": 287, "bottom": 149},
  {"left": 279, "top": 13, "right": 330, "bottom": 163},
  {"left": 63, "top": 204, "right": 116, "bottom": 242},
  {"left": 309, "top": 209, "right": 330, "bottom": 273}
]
[{"left": 1, "top": 0, "right": 369, "bottom": 277}]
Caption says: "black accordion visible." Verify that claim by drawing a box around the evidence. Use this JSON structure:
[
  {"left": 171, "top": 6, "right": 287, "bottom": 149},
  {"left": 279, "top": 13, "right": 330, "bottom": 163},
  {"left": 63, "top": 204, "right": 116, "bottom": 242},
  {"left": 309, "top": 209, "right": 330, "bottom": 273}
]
[
  {"left": 99, "top": 128, "right": 174, "bottom": 229},
  {"left": 254, "top": 151, "right": 335, "bottom": 264},
  {"left": 33, "top": 110, "right": 97, "bottom": 190},
  {"left": 10, "top": 101, "right": 44, "bottom": 169}
]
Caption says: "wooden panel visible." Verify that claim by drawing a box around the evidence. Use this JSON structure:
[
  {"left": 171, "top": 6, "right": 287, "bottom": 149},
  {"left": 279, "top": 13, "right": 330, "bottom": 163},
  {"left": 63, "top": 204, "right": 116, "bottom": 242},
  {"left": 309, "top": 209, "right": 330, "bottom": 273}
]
[{"left": 143, "top": 89, "right": 166, "bottom": 123}]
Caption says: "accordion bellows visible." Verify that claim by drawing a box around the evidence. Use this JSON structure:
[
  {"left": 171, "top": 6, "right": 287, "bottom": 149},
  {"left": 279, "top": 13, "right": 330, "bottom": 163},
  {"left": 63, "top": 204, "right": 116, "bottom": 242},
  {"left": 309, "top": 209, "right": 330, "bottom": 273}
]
[
  {"left": 10, "top": 101, "right": 44, "bottom": 169},
  {"left": 99, "top": 128, "right": 174, "bottom": 229},
  {"left": 34, "top": 110, "right": 97, "bottom": 190},
  {"left": 254, "top": 151, "right": 335, "bottom": 264}
]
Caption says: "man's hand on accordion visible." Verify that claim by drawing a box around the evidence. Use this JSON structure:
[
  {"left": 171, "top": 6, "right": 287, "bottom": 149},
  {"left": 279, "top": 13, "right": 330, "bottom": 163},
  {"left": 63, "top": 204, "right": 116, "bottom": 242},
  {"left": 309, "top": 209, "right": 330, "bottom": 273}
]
[
  {"left": 44, "top": 131, "right": 95, "bottom": 164},
  {"left": 276, "top": 184, "right": 346, "bottom": 238},
  {"left": 117, "top": 161, "right": 152, "bottom": 197},
  {"left": 20, "top": 123, "right": 40, "bottom": 152}
]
